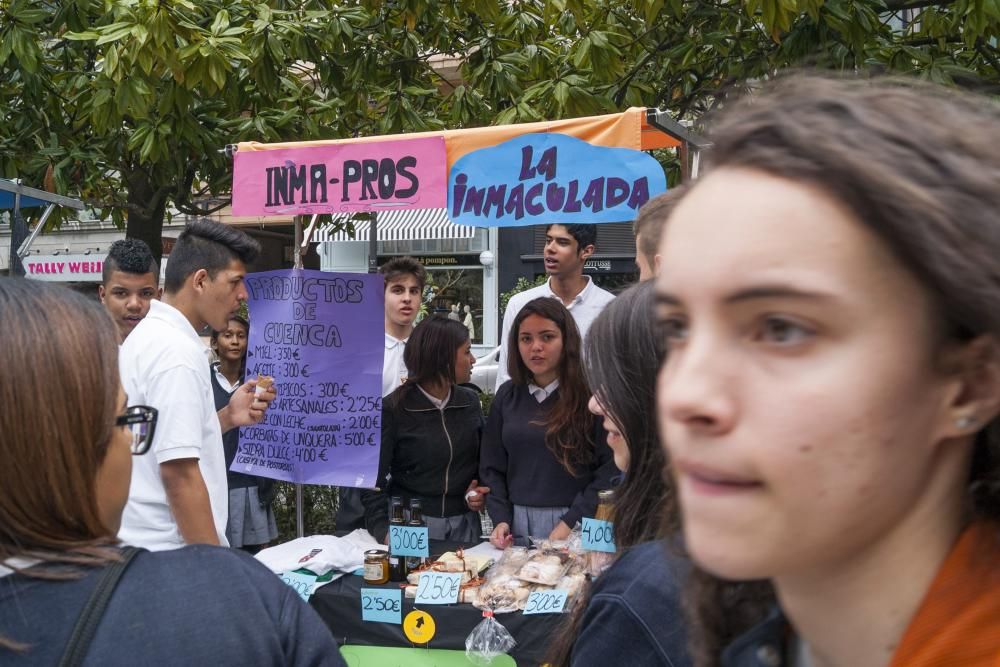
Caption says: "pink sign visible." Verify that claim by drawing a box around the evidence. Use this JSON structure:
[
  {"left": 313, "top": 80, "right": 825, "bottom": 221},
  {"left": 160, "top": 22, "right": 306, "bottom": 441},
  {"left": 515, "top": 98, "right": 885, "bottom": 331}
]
[{"left": 232, "top": 137, "right": 447, "bottom": 216}]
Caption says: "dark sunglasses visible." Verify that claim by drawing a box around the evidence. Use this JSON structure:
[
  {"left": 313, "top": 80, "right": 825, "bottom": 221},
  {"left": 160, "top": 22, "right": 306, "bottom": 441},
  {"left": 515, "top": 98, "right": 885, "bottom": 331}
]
[{"left": 115, "top": 405, "right": 158, "bottom": 455}]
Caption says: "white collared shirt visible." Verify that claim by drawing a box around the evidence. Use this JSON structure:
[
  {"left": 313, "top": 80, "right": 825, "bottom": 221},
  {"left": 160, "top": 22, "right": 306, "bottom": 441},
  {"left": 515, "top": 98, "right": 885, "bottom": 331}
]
[
  {"left": 118, "top": 299, "right": 229, "bottom": 551},
  {"left": 417, "top": 384, "right": 451, "bottom": 410},
  {"left": 212, "top": 363, "right": 240, "bottom": 394},
  {"left": 527, "top": 379, "right": 560, "bottom": 403},
  {"left": 383, "top": 333, "right": 410, "bottom": 397},
  {"left": 495, "top": 276, "right": 615, "bottom": 391}
]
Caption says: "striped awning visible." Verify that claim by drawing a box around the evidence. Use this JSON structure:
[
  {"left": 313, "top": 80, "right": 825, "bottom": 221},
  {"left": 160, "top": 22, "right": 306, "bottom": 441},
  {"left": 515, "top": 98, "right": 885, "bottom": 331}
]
[{"left": 313, "top": 208, "right": 475, "bottom": 243}]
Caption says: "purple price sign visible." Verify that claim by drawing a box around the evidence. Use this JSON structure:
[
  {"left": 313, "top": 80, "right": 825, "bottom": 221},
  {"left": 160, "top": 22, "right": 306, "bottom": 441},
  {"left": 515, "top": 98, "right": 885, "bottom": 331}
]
[{"left": 233, "top": 269, "right": 384, "bottom": 487}]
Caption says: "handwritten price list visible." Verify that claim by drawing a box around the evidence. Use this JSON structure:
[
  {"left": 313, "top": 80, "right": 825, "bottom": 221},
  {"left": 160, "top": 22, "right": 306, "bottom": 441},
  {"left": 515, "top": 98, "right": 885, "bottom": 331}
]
[{"left": 235, "top": 270, "right": 385, "bottom": 487}]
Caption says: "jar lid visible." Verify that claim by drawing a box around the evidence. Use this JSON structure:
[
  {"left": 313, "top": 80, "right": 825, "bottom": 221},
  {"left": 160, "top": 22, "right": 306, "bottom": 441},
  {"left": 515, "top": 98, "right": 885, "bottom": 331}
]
[{"left": 365, "top": 548, "right": 388, "bottom": 557}]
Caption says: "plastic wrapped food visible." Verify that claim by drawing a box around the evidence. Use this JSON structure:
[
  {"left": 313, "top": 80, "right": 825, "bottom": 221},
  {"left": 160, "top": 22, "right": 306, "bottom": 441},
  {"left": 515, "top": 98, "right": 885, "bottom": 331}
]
[
  {"left": 466, "top": 611, "right": 516, "bottom": 665},
  {"left": 516, "top": 548, "right": 572, "bottom": 586},
  {"left": 474, "top": 573, "right": 530, "bottom": 614}
]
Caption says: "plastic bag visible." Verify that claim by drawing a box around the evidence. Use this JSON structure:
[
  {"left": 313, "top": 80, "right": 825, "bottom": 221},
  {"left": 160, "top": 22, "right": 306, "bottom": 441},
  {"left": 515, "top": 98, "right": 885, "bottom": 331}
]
[{"left": 465, "top": 610, "right": 517, "bottom": 665}]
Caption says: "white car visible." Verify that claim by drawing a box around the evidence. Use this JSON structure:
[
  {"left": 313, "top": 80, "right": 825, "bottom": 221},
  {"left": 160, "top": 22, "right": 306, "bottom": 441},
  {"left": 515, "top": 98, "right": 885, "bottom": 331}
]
[{"left": 468, "top": 346, "right": 501, "bottom": 394}]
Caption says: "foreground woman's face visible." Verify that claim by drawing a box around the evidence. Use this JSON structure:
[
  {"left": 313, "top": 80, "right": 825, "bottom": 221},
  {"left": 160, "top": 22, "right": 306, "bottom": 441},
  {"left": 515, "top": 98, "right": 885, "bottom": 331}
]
[
  {"left": 95, "top": 386, "right": 134, "bottom": 535},
  {"left": 654, "top": 168, "right": 957, "bottom": 581}
]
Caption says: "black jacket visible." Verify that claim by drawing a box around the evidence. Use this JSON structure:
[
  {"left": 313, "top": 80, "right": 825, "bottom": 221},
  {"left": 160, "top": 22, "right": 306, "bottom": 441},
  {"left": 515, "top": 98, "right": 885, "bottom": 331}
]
[{"left": 361, "top": 383, "right": 483, "bottom": 542}]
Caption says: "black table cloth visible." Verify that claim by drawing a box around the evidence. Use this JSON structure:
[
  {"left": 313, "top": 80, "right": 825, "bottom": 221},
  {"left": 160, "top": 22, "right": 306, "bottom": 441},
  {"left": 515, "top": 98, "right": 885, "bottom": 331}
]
[{"left": 310, "top": 540, "right": 564, "bottom": 665}]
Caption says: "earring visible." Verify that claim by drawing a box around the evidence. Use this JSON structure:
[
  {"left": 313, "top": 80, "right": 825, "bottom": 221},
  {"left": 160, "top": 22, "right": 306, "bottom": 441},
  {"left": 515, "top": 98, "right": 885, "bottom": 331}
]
[{"left": 955, "top": 416, "right": 977, "bottom": 430}]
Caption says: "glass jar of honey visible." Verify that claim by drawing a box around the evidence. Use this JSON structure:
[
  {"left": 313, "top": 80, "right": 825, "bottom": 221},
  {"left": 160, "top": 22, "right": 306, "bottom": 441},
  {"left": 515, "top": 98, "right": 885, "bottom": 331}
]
[{"left": 363, "top": 549, "right": 390, "bottom": 585}]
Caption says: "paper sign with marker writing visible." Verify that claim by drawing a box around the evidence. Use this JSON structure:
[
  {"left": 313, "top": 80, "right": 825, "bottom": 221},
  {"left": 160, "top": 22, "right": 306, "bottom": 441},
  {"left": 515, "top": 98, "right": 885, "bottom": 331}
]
[
  {"left": 581, "top": 518, "right": 616, "bottom": 553},
  {"left": 415, "top": 571, "right": 462, "bottom": 605},
  {"left": 448, "top": 133, "right": 667, "bottom": 228},
  {"left": 361, "top": 588, "right": 402, "bottom": 624},
  {"left": 232, "top": 137, "right": 447, "bottom": 216},
  {"left": 279, "top": 570, "right": 319, "bottom": 602},
  {"left": 390, "top": 524, "right": 429, "bottom": 557},
  {"left": 523, "top": 589, "right": 568, "bottom": 615},
  {"left": 234, "top": 269, "right": 384, "bottom": 487}
]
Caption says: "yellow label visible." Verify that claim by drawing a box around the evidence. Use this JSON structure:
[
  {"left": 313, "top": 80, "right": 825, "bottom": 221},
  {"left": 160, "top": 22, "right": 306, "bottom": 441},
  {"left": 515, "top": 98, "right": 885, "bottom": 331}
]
[{"left": 402, "top": 609, "right": 436, "bottom": 644}]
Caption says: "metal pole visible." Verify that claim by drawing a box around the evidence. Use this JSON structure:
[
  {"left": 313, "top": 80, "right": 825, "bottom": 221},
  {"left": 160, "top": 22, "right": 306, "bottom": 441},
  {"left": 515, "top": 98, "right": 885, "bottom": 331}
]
[
  {"left": 367, "top": 212, "right": 378, "bottom": 274},
  {"left": 16, "top": 203, "right": 57, "bottom": 259},
  {"left": 293, "top": 215, "right": 305, "bottom": 538}
]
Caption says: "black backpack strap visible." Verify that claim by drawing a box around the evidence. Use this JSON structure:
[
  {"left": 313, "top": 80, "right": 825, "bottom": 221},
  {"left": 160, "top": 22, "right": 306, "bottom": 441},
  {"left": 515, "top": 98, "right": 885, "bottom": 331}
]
[{"left": 57, "top": 546, "right": 143, "bottom": 667}]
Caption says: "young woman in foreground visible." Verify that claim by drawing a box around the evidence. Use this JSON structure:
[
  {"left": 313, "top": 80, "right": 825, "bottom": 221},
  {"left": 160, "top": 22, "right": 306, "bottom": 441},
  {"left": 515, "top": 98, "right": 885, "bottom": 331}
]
[
  {"left": 0, "top": 280, "right": 343, "bottom": 665},
  {"left": 655, "top": 75, "right": 1000, "bottom": 666}
]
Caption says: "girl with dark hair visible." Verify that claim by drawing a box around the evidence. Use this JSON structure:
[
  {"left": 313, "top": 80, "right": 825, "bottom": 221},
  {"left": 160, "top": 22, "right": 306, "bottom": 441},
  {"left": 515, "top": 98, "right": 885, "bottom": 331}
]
[
  {"left": 210, "top": 316, "right": 277, "bottom": 554},
  {"left": 546, "top": 281, "right": 691, "bottom": 667},
  {"left": 481, "top": 297, "right": 615, "bottom": 547},
  {"left": 362, "top": 316, "right": 487, "bottom": 543},
  {"left": 655, "top": 75, "right": 1000, "bottom": 666},
  {"left": 0, "top": 279, "right": 343, "bottom": 664}
]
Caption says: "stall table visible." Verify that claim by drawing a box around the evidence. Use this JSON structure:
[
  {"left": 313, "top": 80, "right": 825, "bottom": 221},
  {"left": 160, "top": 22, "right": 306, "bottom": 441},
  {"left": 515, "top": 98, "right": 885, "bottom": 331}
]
[{"left": 310, "top": 541, "right": 564, "bottom": 666}]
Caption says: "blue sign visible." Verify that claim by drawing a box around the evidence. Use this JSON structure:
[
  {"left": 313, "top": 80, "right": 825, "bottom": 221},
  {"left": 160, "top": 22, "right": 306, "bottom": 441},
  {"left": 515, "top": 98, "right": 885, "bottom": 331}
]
[
  {"left": 415, "top": 572, "right": 462, "bottom": 605},
  {"left": 390, "top": 524, "right": 429, "bottom": 558},
  {"left": 581, "top": 518, "right": 616, "bottom": 553},
  {"left": 361, "top": 587, "right": 403, "bottom": 624},
  {"left": 523, "top": 589, "right": 568, "bottom": 615},
  {"left": 448, "top": 133, "right": 666, "bottom": 228}
]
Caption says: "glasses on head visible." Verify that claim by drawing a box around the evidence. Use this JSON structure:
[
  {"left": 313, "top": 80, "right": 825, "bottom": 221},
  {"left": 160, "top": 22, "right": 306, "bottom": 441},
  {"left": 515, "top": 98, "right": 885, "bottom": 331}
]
[{"left": 115, "top": 405, "right": 158, "bottom": 455}]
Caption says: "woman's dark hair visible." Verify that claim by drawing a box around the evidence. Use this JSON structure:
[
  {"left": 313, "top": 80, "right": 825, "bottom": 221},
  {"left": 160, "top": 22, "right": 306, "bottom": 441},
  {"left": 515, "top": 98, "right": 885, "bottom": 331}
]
[
  {"left": 546, "top": 281, "right": 675, "bottom": 666},
  {"left": 679, "top": 73, "right": 1000, "bottom": 666},
  {"left": 163, "top": 220, "right": 260, "bottom": 293},
  {"left": 397, "top": 315, "right": 470, "bottom": 400},
  {"left": 0, "top": 280, "right": 122, "bottom": 573},
  {"left": 584, "top": 281, "right": 670, "bottom": 546},
  {"left": 508, "top": 297, "right": 593, "bottom": 473}
]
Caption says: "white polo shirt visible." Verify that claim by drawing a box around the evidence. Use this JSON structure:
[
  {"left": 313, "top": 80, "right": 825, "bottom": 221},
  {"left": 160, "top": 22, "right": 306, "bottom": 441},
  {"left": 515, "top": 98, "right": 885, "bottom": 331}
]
[
  {"left": 382, "top": 333, "right": 409, "bottom": 397},
  {"left": 118, "top": 299, "right": 229, "bottom": 551},
  {"left": 494, "top": 276, "right": 615, "bottom": 391}
]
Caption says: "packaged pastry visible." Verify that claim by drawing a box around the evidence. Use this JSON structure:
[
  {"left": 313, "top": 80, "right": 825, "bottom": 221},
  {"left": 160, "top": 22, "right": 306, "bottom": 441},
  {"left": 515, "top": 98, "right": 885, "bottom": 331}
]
[
  {"left": 516, "top": 548, "right": 572, "bottom": 586},
  {"left": 254, "top": 374, "right": 274, "bottom": 396},
  {"left": 474, "top": 572, "right": 531, "bottom": 614}
]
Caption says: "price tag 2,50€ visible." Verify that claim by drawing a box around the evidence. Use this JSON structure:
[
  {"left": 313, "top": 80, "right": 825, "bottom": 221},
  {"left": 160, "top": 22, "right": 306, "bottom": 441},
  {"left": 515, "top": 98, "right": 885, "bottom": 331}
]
[
  {"left": 389, "top": 524, "right": 429, "bottom": 558},
  {"left": 523, "top": 589, "right": 568, "bottom": 615},
  {"left": 360, "top": 587, "right": 402, "bottom": 624},
  {"left": 581, "top": 517, "right": 616, "bottom": 553},
  {"left": 414, "top": 571, "right": 462, "bottom": 605}
]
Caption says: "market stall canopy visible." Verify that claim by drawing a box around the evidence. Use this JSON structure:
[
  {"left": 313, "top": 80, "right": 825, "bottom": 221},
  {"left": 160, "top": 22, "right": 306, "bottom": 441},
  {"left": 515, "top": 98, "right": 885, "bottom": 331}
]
[
  {"left": 2, "top": 178, "right": 86, "bottom": 277},
  {"left": 232, "top": 108, "right": 682, "bottom": 228},
  {"left": 313, "top": 208, "right": 474, "bottom": 243}
]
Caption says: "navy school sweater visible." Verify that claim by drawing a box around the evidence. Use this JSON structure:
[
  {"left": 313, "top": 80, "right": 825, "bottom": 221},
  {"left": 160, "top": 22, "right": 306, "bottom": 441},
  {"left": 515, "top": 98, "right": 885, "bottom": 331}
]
[{"left": 479, "top": 381, "right": 615, "bottom": 530}]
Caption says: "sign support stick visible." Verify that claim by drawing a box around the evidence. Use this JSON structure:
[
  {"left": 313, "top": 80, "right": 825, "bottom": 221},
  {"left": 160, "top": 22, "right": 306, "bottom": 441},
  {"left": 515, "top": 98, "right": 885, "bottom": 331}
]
[{"left": 293, "top": 214, "right": 305, "bottom": 539}]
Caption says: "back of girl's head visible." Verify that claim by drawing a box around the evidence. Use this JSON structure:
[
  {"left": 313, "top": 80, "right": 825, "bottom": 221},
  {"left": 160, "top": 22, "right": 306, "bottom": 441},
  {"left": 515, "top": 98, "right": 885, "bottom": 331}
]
[
  {"left": 704, "top": 73, "right": 1000, "bottom": 522},
  {"left": 0, "top": 279, "right": 120, "bottom": 559},
  {"left": 584, "top": 281, "right": 671, "bottom": 546},
  {"left": 402, "top": 315, "right": 469, "bottom": 388},
  {"left": 508, "top": 296, "right": 583, "bottom": 385}
]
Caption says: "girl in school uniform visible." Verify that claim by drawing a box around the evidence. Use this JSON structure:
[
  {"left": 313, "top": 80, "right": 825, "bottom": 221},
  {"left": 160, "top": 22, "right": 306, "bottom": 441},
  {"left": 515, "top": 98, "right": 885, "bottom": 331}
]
[{"left": 481, "top": 296, "right": 615, "bottom": 547}]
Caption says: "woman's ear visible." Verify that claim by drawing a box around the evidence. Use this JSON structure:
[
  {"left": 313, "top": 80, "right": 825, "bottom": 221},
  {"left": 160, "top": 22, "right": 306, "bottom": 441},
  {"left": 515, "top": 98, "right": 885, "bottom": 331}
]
[{"left": 937, "top": 335, "right": 1000, "bottom": 439}]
